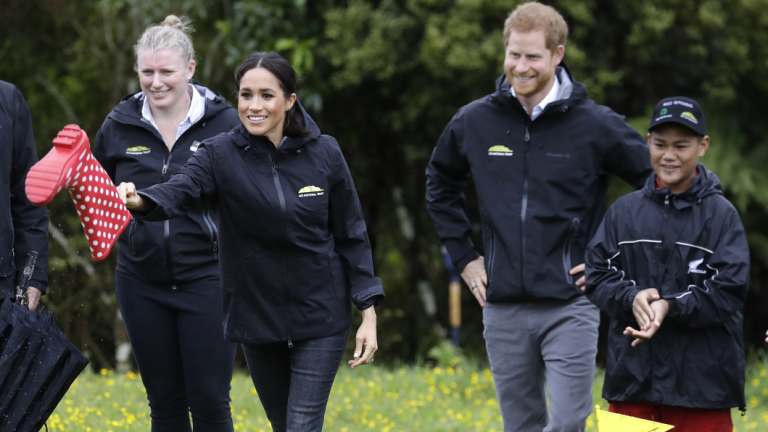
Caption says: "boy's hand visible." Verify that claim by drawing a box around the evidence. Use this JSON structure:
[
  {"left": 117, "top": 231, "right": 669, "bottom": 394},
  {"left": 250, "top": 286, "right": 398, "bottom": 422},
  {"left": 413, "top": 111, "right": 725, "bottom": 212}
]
[
  {"left": 632, "top": 288, "right": 660, "bottom": 330},
  {"left": 625, "top": 299, "right": 669, "bottom": 347}
]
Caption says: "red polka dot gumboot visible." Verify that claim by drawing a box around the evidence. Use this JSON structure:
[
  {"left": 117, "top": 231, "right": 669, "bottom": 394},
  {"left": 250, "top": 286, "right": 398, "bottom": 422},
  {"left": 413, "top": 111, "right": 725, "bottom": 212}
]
[{"left": 25, "top": 124, "right": 132, "bottom": 261}]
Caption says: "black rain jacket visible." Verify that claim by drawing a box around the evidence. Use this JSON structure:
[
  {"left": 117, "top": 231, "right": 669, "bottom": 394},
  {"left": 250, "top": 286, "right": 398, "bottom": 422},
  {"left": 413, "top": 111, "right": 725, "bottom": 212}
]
[
  {"left": 0, "top": 81, "right": 48, "bottom": 291},
  {"left": 93, "top": 85, "right": 239, "bottom": 284},
  {"left": 137, "top": 120, "right": 384, "bottom": 344},
  {"left": 586, "top": 165, "right": 748, "bottom": 410},
  {"left": 426, "top": 67, "right": 651, "bottom": 302}
]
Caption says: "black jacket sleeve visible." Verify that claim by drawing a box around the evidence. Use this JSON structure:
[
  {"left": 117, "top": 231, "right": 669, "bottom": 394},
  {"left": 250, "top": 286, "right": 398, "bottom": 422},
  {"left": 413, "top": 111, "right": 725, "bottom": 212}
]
[
  {"left": 327, "top": 138, "right": 384, "bottom": 310},
  {"left": 600, "top": 108, "right": 653, "bottom": 189},
  {"left": 425, "top": 114, "right": 479, "bottom": 272},
  {"left": 586, "top": 205, "right": 639, "bottom": 320},
  {"left": 138, "top": 142, "right": 217, "bottom": 220},
  {"left": 8, "top": 85, "right": 49, "bottom": 291},
  {"left": 664, "top": 205, "right": 749, "bottom": 328}
]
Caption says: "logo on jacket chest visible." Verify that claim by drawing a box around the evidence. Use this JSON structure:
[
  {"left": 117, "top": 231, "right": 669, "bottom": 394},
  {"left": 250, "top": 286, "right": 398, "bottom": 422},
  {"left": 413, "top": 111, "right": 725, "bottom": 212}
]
[
  {"left": 298, "top": 185, "right": 324, "bottom": 198},
  {"left": 125, "top": 146, "right": 151, "bottom": 155},
  {"left": 488, "top": 145, "right": 514, "bottom": 157}
]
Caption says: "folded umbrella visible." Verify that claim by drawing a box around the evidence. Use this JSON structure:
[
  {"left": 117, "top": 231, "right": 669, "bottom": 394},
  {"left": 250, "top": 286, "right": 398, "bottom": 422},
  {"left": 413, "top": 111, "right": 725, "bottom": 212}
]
[{"left": 0, "top": 255, "right": 89, "bottom": 432}]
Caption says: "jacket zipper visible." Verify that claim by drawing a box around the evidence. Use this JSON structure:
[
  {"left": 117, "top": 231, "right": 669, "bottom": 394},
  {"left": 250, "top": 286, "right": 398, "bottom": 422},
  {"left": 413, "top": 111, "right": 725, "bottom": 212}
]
[
  {"left": 268, "top": 153, "right": 287, "bottom": 213},
  {"left": 520, "top": 126, "right": 530, "bottom": 291},
  {"left": 161, "top": 154, "right": 175, "bottom": 281},
  {"left": 137, "top": 116, "right": 208, "bottom": 285},
  {"left": 267, "top": 152, "right": 291, "bottom": 343}
]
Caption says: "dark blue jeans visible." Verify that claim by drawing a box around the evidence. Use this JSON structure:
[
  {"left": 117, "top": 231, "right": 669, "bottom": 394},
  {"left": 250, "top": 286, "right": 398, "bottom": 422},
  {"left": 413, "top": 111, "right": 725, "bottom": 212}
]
[
  {"left": 242, "top": 331, "right": 347, "bottom": 432},
  {"left": 116, "top": 273, "right": 236, "bottom": 432}
]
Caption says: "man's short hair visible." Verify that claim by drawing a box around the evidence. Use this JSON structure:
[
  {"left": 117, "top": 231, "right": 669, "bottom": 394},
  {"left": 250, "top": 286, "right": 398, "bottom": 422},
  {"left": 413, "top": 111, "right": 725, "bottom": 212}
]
[{"left": 503, "top": 2, "right": 569, "bottom": 51}]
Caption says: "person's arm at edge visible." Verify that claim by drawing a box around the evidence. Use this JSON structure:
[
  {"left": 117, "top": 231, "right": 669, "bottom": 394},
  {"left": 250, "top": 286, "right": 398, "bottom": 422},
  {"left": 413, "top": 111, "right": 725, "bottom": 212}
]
[{"left": 9, "top": 84, "right": 48, "bottom": 308}]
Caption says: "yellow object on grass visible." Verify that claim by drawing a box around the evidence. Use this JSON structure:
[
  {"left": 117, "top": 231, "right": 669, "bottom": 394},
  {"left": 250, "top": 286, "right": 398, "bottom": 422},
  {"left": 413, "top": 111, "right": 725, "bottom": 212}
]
[{"left": 595, "top": 406, "right": 674, "bottom": 432}]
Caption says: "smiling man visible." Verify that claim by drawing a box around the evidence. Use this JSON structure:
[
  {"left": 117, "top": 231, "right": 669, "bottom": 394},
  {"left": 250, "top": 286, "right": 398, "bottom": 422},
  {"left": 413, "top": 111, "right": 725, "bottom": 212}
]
[
  {"left": 585, "top": 97, "right": 749, "bottom": 432},
  {"left": 425, "top": 2, "right": 652, "bottom": 431}
]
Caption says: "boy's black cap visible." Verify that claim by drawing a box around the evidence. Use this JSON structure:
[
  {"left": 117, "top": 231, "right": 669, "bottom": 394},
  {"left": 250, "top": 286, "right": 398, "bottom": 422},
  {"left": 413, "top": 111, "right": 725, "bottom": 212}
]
[{"left": 649, "top": 96, "right": 706, "bottom": 136}]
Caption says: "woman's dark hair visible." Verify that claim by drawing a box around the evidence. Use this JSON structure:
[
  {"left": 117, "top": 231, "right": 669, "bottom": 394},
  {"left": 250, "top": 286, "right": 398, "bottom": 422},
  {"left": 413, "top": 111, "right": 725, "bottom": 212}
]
[{"left": 235, "top": 51, "right": 307, "bottom": 137}]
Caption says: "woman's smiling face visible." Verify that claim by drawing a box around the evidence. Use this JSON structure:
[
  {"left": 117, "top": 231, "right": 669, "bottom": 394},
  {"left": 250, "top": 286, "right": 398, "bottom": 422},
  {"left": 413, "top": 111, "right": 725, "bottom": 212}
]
[{"left": 237, "top": 67, "right": 296, "bottom": 146}]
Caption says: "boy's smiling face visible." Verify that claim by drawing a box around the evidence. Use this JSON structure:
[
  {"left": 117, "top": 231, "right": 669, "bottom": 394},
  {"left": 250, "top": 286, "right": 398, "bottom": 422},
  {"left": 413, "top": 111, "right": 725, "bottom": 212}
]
[{"left": 647, "top": 123, "right": 710, "bottom": 194}]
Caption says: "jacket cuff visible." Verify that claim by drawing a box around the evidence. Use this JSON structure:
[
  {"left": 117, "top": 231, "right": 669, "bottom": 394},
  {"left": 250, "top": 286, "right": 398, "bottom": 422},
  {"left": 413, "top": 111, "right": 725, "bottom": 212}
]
[
  {"left": 135, "top": 191, "right": 165, "bottom": 220},
  {"left": 661, "top": 293, "right": 682, "bottom": 318},
  {"left": 357, "top": 294, "right": 383, "bottom": 310},
  {"left": 16, "top": 253, "right": 48, "bottom": 293},
  {"left": 444, "top": 239, "right": 479, "bottom": 273},
  {"left": 622, "top": 286, "right": 640, "bottom": 313},
  {"left": 352, "top": 280, "right": 385, "bottom": 311},
  {"left": 21, "top": 275, "right": 48, "bottom": 293}
]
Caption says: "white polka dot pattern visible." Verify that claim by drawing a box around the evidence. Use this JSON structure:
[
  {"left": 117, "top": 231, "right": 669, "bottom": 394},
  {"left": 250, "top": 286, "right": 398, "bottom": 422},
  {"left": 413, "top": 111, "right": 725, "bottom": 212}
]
[{"left": 68, "top": 150, "right": 132, "bottom": 261}]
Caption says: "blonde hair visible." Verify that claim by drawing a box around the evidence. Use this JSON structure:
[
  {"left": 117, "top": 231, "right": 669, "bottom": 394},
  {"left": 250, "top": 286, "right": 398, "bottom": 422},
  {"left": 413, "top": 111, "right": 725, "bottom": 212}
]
[
  {"left": 134, "top": 15, "right": 195, "bottom": 64},
  {"left": 503, "top": 2, "right": 568, "bottom": 50}
]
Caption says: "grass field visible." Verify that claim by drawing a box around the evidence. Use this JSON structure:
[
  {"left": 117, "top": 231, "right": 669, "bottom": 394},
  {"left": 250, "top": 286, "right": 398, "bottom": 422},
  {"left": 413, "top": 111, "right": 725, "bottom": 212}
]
[{"left": 47, "top": 350, "right": 768, "bottom": 431}]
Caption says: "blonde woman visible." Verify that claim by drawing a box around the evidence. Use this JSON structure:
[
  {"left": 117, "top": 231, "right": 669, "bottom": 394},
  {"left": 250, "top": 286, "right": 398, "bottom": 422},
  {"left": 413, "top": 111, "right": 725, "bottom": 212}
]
[{"left": 93, "top": 16, "right": 238, "bottom": 431}]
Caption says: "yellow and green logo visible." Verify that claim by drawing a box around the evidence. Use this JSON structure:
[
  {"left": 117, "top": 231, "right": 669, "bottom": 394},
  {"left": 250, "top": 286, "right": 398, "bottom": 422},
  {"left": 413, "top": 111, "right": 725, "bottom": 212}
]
[
  {"left": 126, "top": 145, "right": 151, "bottom": 155},
  {"left": 488, "top": 145, "right": 514, "bottom": 157},
  {"left": 680, "top": 111, "right": 698, "bottom": 124},
  {"left": 298, "top": 185, "right": 324, "bottom": 197}
]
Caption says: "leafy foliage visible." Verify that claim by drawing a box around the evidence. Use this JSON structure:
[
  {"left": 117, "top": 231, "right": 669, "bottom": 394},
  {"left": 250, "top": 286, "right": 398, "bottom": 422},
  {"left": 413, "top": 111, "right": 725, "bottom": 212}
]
[{"left": 2, "top": 0, "right": 768, "bottom": 368}]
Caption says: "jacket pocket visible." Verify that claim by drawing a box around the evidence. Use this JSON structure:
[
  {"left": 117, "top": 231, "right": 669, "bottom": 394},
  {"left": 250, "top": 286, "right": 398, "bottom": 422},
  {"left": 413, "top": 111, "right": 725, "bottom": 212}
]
[
  {"left": 485, "top": 228, "right": 497, "bottom": 291},
  {"left": 289, "top": 253, "right": 336, "bottom": 324},
  {"left": 201, "top": 209, "right": 219, "bottom": 255},
  {"left": 562, "top": 217, "right": 581, "bottom": 285},
  {"left": 126, "top": 219, "right": 165, "bottom": 264}
]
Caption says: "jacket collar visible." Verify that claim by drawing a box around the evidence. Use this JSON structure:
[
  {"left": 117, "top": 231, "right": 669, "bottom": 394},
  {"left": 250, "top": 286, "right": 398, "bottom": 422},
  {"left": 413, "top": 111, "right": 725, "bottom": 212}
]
[
  {"left": 492, "top": 64, "right": 585, "bottom": 114},
  {"left": 110, "top": 83, "right": 230, "bottom": 126},
  {"left": 643, "top": 163, "right": 723, "bottom": 209}
]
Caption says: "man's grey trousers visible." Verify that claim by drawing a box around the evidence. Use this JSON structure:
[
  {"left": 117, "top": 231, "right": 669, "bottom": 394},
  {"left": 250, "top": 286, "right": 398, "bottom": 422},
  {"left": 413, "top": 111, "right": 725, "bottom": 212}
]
[{"left": 483, "top": 296, "right": 599, "bottom": 432}]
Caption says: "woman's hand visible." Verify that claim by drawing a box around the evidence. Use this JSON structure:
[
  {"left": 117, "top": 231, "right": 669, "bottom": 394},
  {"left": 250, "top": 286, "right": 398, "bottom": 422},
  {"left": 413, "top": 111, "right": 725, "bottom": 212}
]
[
  {"left": 348, "top": 306, "right": 378, "bottom": 368},
  {"left": 117, "top": 182, "right": 145, "bottom": 210}
]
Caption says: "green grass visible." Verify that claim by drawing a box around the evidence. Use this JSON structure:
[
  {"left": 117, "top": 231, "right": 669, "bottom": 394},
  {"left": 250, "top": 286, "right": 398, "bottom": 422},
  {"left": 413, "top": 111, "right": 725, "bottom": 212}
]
[{"left": 47, "top": 353, "right": 768, "bottom": 431}]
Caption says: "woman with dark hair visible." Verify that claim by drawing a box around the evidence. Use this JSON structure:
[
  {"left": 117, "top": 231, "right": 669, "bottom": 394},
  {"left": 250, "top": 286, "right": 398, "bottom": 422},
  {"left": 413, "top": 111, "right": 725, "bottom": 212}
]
[
  {"left": 118, "top": 51, "right": 383, "bottom": 432},
  {"left": 92, "top": 15, "right": 238, "bottom": 432}
]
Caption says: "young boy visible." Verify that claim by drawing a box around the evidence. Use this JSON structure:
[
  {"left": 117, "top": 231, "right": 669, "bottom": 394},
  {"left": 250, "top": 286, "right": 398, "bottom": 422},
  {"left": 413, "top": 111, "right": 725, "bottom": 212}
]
[{"left": 586, "top": 96, "right": 749, "bottom": 432}]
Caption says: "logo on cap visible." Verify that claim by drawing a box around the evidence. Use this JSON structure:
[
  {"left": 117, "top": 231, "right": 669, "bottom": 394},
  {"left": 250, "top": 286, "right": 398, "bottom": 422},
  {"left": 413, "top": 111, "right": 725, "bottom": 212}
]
[
  {"left": 680, "top": 112, "right": 698, "bottom": 124},
  {"left": 659, "top": 108, "right": 668, "bottom": 116}
]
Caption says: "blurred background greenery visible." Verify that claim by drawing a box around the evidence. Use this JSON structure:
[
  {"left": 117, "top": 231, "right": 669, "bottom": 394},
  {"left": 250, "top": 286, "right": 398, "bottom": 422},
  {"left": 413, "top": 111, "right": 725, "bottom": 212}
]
[{"left": 2, "top": 0, "right": 767, "bottom": 370}]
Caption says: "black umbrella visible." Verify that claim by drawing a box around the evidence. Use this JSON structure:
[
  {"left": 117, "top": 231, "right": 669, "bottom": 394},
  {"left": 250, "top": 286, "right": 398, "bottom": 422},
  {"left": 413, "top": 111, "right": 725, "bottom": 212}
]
[{"left": 0, "top": 253, "right": 88, "bottom": 432}]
